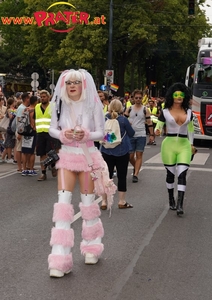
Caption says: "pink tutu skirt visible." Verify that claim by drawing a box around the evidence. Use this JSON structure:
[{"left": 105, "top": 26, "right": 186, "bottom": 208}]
[
  {"left": 56, "top": 145, "right": 103, "bottom": 172},
  {"left": 56, "top": 144, "right": 117, "bottom": 210}
]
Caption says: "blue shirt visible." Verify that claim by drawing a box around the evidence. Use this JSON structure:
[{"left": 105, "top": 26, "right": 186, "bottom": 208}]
[{"left": 101, "top": 114, "right": 135, "bottom": 156}]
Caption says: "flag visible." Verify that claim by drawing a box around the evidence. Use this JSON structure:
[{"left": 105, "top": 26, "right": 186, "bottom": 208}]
[
  {"left": 110, "top": 83, "right": 119, "bottom": 92},
  {"left": 150, "top": 81, "right": 157, "bottom": 85}
]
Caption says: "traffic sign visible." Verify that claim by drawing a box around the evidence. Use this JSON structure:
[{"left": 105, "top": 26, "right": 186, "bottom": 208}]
[
  {"left": 31, "top": 80, "right": 39, "bottom": 91},
  {"left": 31, "top": 72, "right": 39, "bottom": 80},
  {"left": 105, "top": 70, "right": 114, "bottom": 83},
  {"left": 31, "top": 80, "right": 39, "bottom": 88}
]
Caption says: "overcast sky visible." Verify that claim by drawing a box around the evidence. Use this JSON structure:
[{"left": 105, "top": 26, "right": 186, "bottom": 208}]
[{"left": 204, "top": 0, "right": 212, "bottom": 23}]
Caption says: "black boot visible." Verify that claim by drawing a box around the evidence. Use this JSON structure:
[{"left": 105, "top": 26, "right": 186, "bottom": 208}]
[
  {"left": 177, "top": 191, "right": 184, "bottom": 216},
  {"left": 169, "top": 197, "right": 177, "bottom": 210},
  {"left": 168, "top": 189, "right": 176, "bottom": 210}
]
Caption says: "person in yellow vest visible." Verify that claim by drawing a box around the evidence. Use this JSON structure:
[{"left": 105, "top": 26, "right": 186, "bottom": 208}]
[
  {"left": 126, "top": 96, "right": 133, "bottom": 108},
  {"left": 147, "top": 99, "right": 160, "bottom": 145},
  {"left": 142, "top": 89, "right": 149, "bottom": 106},
  {"left": 35, "top": 90, "right": 60, "bottom": 181}
]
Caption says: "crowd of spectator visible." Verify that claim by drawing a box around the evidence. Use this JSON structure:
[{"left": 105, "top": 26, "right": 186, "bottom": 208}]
[
  {"left": 0, "top": 90, "right": 59, "bottom": 180},
  {"left": 0, "top": 87, "right": 165, "bottom": 184}
]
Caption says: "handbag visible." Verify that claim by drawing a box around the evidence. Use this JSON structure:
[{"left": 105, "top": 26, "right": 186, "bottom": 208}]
[{"left": 0, "top": 114, "right": 10, "bottom": 132}]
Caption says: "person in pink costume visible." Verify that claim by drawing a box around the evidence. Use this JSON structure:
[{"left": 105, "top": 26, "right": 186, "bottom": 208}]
[{"left": 48, "top": 69, "right": 116, "bottom": 278}]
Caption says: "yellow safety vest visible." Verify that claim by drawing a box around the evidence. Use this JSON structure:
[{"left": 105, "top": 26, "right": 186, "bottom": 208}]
[
  {"left": 126, "top": 101, "right": 132, "bottom": 108},
  {"left": 103, "top": 105, "right": 108, "bottom": 114},
  {"left": 149, "top": 107, "right": 158, "bottom": 115},
  {"left": 35, "top": 103, "right": 51, "bottom": 133},
  {"left": 148, "top": 107, "right": 158, "bottom": 123}
]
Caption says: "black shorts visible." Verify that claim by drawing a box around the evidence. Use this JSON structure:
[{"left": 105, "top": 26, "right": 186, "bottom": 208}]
[{"left": 36, "top": 132, "right": 61, "bottom": 156}]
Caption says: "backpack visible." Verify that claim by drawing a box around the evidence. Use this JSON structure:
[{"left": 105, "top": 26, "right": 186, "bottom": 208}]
[
  {"left": 101, "top": 117, "right": 126, "bottom": 149},
  {"left": 128, "top": 106, "right": 146, "bottom": 116},
  {"left": 17, "top": 110, "right": 33, "bottom": 136},
  {"left": 11, "top": 115, "right": 17, "bottom": 133},
  {"left": 7, "top": 115, "right": 16, "bottom": 135}
]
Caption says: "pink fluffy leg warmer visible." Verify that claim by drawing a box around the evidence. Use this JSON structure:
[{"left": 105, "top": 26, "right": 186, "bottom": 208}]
[
  {"left": 80, "top": 244, "right": 104, "bottom": 257},
  {"left": 48, "top": 254, "right": 73, "bottom": 273},
  {"left": 79, "top": 194, "right": 104, "bottom": 257},
  {"left": 49, "top": 191, "right": 74, "bottom": 272},
  {"left": 79, "top": 202, "right": 101, "bottom": 221},
  {"left": 53, "top": 203, "right": 74, "bottom": 223},
  {"left": 81, "top": 220, "right": 104, "bottom": 241}
]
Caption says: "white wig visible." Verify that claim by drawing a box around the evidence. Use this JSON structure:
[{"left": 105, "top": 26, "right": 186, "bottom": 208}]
[{"left": 51, "top": 69, "right": 102, "bottom": 116}]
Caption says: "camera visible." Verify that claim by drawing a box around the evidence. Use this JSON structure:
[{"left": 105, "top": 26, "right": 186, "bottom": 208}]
[{"left": 42, "top": 150, "right": 59, "bottom": 168}]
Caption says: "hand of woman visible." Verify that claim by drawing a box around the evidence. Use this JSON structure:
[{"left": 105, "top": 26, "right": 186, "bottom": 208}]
[
  {"left": 65, "top": 129, "right": 85, "bottom": 141},
  {"left": 191, "top": 145, "right": 197, "bottom": 155},
  {"left": 73, "top": 130, "right": 85, "bottom": 141},
  {"left": 155, "top": 129, "right": 161, "bottom": 136},
  {"left": 64, "top": 129, "right": 75, "bottom": 140}
]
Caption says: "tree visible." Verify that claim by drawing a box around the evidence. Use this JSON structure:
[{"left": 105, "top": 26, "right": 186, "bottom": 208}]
[{"left": 0, "top": 0, "right": 211, "bottom": 94}]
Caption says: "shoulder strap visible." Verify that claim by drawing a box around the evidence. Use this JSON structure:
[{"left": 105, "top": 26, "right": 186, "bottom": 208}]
[
  {"left": 124, "top": 106, "right": 131, "bottom": 118},
  {"left": 143, "top": 106, "right": 146, "bottom": 115},
  {"left": 117, "top": 115, "right": 126, "bottom": 140},
  {"left": 129, "top": 107, "right": 132, "bottom": 114},
  {"left": 56, "top": 96, "right": 62, "bottom": 121}
]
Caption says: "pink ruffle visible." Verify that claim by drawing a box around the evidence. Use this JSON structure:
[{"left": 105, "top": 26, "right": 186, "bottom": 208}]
[
  {"left": 93, "top": 160, "right": 117, "bottom": 210},
  {"left": 56, "top": 150, "right": 103, "bottom": 172}
]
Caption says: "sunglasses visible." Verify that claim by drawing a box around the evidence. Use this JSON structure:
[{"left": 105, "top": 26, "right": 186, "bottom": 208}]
[
  {"left": 173, "top": 92, "right": 185, "bottom": 98},
  {"left": 134, "top": 96, "right": 142, "bottom": 99},
  {"left": 65, "top": 80, "right": 82, "bottom": 85}
]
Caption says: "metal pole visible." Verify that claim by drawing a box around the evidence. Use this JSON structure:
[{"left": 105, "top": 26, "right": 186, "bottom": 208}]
[
  {"left": 51, "top": 69, "right": 54, "bottom": 95},
  {"left": 108, "top": 0, "right": 113, "bottom": 70}
]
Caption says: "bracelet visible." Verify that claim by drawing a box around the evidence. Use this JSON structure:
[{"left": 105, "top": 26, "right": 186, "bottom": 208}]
[{"left": 150, "top": 134, "right": 154, "bottom": 136}]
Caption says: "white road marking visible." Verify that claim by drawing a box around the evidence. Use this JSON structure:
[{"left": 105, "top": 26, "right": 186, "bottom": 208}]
[{"left": 0, "top": 170, "right": 18, "bottom": 179}]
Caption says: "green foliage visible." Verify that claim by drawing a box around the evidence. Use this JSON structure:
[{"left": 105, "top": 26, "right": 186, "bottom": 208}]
[{"left": 0, "top": 0, "right": 211, "bottom": 94}]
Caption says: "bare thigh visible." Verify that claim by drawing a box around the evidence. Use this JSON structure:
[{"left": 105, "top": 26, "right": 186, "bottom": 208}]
[{"left": 57, "top": 169, "right": 94, "bottom": 194}]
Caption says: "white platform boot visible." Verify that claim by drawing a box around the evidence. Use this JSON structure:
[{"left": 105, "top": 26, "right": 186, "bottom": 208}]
[{"left": 48, "top": 190, "right": 74, "bottom": 277}]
